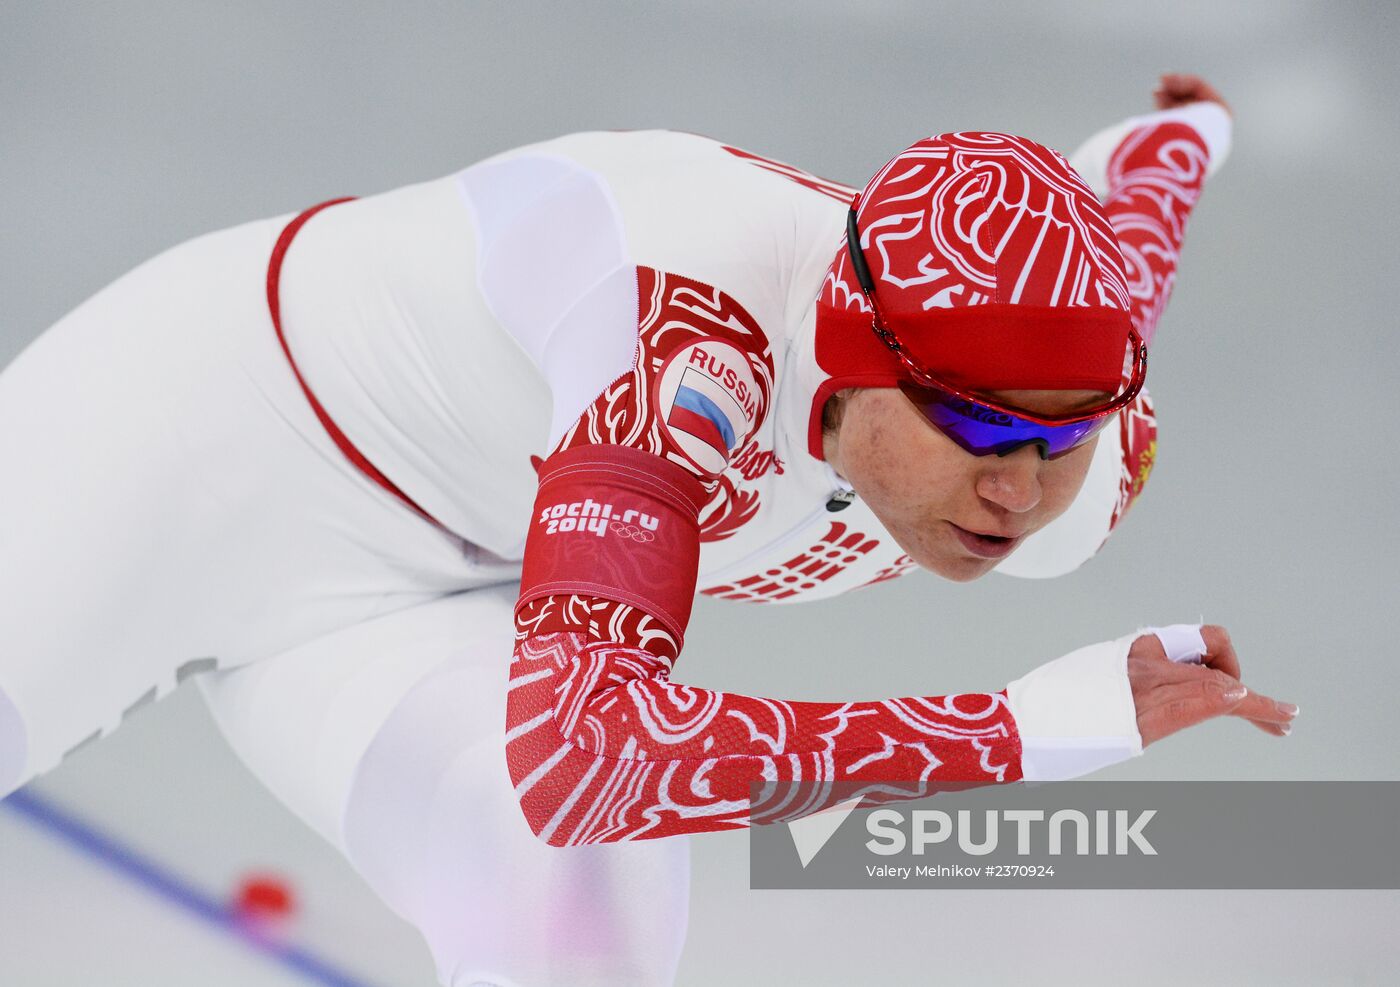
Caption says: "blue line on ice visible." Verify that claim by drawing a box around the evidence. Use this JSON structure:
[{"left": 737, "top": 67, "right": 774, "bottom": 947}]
[{"left": 2, "top": 788, "right": 382, "bottom": 987}]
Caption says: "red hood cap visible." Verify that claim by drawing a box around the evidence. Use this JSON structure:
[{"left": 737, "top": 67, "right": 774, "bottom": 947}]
[{"left": 811, "top": 132, "right": 1137, "bottom": 454}]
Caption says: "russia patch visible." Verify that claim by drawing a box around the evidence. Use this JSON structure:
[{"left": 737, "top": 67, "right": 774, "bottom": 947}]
[
  {"left": 668, "top": 369, "right": 740, "bottom": 457},
  {"left": 656, "top": 338, "right": 760, "bottom": 476}
]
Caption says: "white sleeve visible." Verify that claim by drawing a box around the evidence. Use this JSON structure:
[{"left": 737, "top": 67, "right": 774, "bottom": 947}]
[
  {"left": 1006, "top": 631, "right": 1143, "bottom": 781},
  {"left": 456, "top": 155, "right": 639, "bottom": 450},
  {"left": 1068, "top": 101, "right": 1234, "bottom": 200}
]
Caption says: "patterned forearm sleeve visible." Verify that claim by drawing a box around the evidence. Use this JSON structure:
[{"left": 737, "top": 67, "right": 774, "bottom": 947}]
[
  {"left": 1098, "top": 116, "right": 1214, "bottom": 531},
  {"left": 1101, "top": 116, "right": 1215, "bottom": 349},
  {"left": 507, "top": 595, "right": 1022, "bottom": 846}
]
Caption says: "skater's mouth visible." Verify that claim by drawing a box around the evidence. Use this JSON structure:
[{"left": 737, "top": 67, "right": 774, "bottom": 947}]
[{"left": 948, "top": 522, "right": 1023, "bottom": 559}]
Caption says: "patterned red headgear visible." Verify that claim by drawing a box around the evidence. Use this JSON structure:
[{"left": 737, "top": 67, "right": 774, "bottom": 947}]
[{"left": 814, "top": 132, "right": 1136, "bottom": 430}]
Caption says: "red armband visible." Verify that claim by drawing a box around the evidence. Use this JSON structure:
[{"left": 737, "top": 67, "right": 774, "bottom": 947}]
[{"left": 518, "top": 445, "right": 707, "bottom": 644}]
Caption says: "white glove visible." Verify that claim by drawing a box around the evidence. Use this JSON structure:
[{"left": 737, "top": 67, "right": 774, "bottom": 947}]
[
  {"left": 1142, "top": 622, "right": 1209, "bottom": 664},
  {"left": 1006, "top": 632, "right": 1142, "bottom": 783}
]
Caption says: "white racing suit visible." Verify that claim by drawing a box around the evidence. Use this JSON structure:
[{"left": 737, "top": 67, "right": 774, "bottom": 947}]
[{"left": 0, "top": 103, "right": 1230, "bottom": 985}]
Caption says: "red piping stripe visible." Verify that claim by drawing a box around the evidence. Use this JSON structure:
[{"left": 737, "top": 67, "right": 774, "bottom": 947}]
[{"left": 266, "top": 199, "right": 451, "bottom": 535}]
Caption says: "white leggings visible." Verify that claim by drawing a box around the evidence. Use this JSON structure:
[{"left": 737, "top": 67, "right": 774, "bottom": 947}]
[
  {"left": 201, "top": 585, "right": 689, "bottom": 987},
  {"left": 0, "top": 219, "right": 689, "bottom": 985}
]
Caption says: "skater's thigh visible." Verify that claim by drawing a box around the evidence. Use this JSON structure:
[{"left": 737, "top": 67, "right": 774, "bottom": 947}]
[
  {"left": 198, "top": 584, "right": 526, "bottom": 850},
  {"left": 0, "top": 219, "right": 476, "bottom": 790},
  {"left": 202, "top": 584, "right": 690, "bottom": 987}
]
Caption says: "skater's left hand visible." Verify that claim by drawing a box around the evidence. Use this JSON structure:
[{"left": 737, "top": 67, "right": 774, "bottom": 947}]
[{"left": 1129, "top": 625, "right": 1297, "bottom": 746}]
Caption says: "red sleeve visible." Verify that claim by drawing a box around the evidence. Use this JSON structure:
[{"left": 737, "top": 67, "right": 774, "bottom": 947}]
[
  {"left": 506, "top": 268, "right": 1023, "bottom": 846},
  {"left": 1103, "top": 119, "right": 1211, "bottom": 349},
  {"left": 1101, "top": 119, "right": 1208, "bottom": 531}
]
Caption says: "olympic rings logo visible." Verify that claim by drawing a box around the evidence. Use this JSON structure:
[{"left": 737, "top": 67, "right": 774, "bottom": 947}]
[{"left": 608, "top": 521, "right": 656, "bottom": 543}]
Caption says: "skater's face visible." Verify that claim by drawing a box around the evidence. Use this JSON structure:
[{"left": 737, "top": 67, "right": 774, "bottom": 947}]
[{"left": 823, "top": 387, "right": 1109, "bottom": 582}]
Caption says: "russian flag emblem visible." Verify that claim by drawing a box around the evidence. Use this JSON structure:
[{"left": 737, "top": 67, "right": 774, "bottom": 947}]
[{"left": 666, "top": 368, "right": 743, "bottom": 458}]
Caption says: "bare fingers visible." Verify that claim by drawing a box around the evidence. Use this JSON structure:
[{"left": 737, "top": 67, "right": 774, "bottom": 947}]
[
  {"left": 1197, "top": 624, "right": 1241, "bottom": 680},
  {"left": 1153, "top": 72, "right": 1233, "bottom": 117},
  {"left": 1136, "top": 665, "right": 1297, "bottom": 746},
  {"left": 1228, "top": 686, "right": 1298, "bottom": 731},
  {"left": 1194, "top": 626, "right": 1275, "bottom": 732},
  {"left": 1137, "top": 673, "right": 1248, "bottom": 746}
]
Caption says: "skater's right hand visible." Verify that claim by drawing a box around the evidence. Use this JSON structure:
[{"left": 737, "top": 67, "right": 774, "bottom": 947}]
[
  {"left": 1129, "top": 625, "right": 1297, "bottom": 747},
  {"left": 1153, "top": 72, "right": 1232, "bottom": 118}
]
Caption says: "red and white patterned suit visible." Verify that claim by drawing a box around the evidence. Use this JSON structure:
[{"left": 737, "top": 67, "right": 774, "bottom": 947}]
[
  {"left": 0, "top": 95, "right": 1230, "bottom": 987},
  {"left": 459, "top": 105, "right": 1232, "bottom": 846}
]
